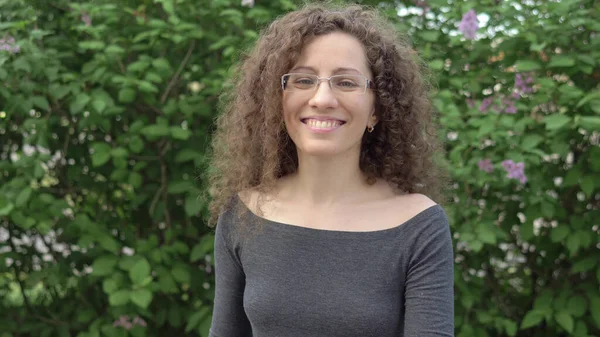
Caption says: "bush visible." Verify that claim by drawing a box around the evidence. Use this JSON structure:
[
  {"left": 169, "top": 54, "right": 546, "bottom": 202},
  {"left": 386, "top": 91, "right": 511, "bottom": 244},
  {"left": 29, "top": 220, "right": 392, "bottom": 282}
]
[{"left": 0, "top": 0, "right": 598, "bottom": 336}]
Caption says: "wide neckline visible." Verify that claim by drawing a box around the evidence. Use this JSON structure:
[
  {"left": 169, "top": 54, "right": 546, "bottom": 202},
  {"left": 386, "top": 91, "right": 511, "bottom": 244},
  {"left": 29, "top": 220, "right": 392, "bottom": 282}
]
[{"left": 235, "top": 194, "right": 443, "bottom": 240}]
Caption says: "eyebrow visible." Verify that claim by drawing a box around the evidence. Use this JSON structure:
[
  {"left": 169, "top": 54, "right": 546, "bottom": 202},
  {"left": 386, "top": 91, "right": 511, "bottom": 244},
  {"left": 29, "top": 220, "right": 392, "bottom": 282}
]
[{"left": 289, "top": 66, "right": 363, "bottom": 75}]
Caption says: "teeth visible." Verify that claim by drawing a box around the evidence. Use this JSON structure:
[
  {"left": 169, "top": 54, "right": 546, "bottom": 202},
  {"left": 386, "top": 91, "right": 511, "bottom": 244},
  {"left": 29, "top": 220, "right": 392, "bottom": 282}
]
[{"left": 306, "top": 119, "right": 341, "bottom": 129}]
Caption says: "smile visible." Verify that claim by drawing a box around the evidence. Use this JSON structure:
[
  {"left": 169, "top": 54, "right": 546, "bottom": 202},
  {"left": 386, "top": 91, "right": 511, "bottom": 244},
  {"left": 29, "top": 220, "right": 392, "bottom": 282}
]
[{"left": 301, "top": 118, "right": 345, "bottom": 131}]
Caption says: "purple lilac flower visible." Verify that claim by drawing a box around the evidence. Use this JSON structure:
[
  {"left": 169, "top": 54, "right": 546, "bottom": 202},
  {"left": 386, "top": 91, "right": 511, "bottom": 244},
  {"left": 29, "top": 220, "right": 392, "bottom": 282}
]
[
  {"left": 478, "top": 159, "right": 494, "bottom": 173},
  {"left": 501, "top": 160, "right": 527, "bottom": 184},
  {"left": 502, "top": 96, "right": 517, "bottom": 114},
  {"left": 0, "top": 36, "right": 20, "bottom": 54},
  {"left": 81, "top": 11, "right": 92, "bottom": 26},
  {"left": 241, "top": 0, "right": 254, "bottom": 7},
  {"left": 514, "top": 73, "right": 534, "bottom": 95},
  {"left": 458, "top": 9, "right": 479, "bottom": 40},
  {"left": 479, "top": 97, "right": 493, "bottom": 112}
]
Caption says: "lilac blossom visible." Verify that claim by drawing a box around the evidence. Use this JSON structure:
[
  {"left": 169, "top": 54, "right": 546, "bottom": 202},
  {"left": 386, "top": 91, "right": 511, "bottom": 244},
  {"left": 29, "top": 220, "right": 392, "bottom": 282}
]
[
  {"left": 478, "top": 159, "right": 494, "bottom": 173},
  {"left": 458, "top": 9, "right": 479, "bottom": 40},
  {"left": 241, "top": 0, "right": 254, "bottom": 7},
  {"left": 514, "top": 73, "right": 534, "bottom": 95},
  {"left": 0, "top": 36, "right": 20, "bottom": 54},
  {"left": 113, "top": 315, "right": 147, "bottom": 330},
  {"left": 502, "top": 96, "right": 517, "bottom": 114},
  {"left": 479, "top": 97, "right": 493, "bottom": 112},
  {"left": 501, "top": 160, "right": 527, "bottom": 184}
]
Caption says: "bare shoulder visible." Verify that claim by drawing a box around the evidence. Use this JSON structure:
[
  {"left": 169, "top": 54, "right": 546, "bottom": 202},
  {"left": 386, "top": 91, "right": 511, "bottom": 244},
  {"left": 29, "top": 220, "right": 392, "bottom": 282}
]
[{"left": 387, "top": 193, "right": 439, "bottom": 226}]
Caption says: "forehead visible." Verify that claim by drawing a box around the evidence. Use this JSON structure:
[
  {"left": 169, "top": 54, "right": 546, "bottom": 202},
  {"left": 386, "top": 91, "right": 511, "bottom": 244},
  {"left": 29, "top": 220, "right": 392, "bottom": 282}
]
[{"left": 292, "top": 32, "right": 371, "bottom": 77}]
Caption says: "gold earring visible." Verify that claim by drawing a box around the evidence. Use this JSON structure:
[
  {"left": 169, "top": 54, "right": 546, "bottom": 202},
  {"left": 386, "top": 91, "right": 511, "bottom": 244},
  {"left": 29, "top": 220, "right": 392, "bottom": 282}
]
[{"left": 368, "top": 125, "right": 375, "bottom": 133}]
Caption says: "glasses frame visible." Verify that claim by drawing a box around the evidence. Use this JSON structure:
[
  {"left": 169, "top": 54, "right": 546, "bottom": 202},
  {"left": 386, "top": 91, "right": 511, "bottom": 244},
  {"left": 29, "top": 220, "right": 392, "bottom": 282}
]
[{"left": 281, "top": 73, "right": 376, "bottom": 95}]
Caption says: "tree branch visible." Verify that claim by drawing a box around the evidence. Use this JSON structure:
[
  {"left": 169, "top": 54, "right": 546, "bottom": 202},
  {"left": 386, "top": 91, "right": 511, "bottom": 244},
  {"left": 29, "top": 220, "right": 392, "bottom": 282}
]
[{"left": 160, "top": 41, "right": 196, "bottom": 104}]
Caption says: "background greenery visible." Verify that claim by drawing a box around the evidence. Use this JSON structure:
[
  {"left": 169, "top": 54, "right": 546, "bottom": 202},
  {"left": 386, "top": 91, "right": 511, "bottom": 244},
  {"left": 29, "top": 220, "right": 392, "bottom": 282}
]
[{"left": 0, "top": 0, "right": 598, "bottom": 336}]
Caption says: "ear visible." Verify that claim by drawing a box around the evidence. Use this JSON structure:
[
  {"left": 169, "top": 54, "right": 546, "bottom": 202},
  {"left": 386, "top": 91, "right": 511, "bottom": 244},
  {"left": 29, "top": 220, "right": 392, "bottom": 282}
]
[{"left": 368, "top": 109, "right": 378, "bottom": 127}]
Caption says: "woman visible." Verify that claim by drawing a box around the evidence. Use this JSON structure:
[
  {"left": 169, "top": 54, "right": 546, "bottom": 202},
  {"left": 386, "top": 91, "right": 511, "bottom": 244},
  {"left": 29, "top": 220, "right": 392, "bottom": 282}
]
[{"left": 207, "top": 3, "right": 454, "bottom": 337}]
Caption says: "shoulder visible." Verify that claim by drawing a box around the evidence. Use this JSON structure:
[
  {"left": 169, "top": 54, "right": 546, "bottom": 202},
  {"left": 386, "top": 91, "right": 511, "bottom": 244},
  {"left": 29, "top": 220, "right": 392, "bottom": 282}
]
[{"left": 389, "top": 193, "right": 440, "bottom": 224}]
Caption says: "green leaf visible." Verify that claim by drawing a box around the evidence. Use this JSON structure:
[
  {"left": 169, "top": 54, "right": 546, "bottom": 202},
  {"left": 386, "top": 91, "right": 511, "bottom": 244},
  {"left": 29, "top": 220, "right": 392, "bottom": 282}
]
[
  {"left": 184, "top": 194, "right": 202, "bottom": 216},
  {"left": 522, "top": 134, "right": 544, "bottom": 150},
  {"left": 108, "top": 289, "right": 130, "bottom": 306},
  {"left": 129, "top": 172, "right": 143, "bottom": 188},
  {"left": 79, "top": 41, "right": 106, "bottom": 50},
  {"left": 128, "top": 136, "right": 144, "bottom": 153},
  {"left": 591, "top": 296, "right": 600, "bottom": 328},
  {"left": 118, "top": 88, "right": 137, "bottom": 103},
  {"left": 566, "top": 295, "right": 587, "bottom": 317},
  {"left": 576, "top": 91, "right": 600, "bottom": 108},
  {"left": 129, "top": 258, "right": 151, "bottom": 284},
  {"left": 170, "top": 127, "right": 192, "bottom": 140},
  {"left": 548, "top": 55, "right": 576, "bottom": 68},
  {"left": 0, "top": 200, "right": 14, "bottom": 216},
  {"left": 31, "top": 96, "right": 50, "bottom": 111},
  {"left": 578, "top": 116, "right": 600, "bottom": 131},
  {"left": 476, "top": 223, "right": 496, "bottom": 244},
  {"left": 98, "top": 235, "right": 119, "bottom": 253},
  {"left": 185, "top": 307, "right": 209, "bottom": 333},
  {"left": 571, "top": 255, "right": 598, "bottom": 273},
  {"left": 91, "top": 255, "right": 118, "bottom": 276},
  {"left": 429, "top": 59, "right": 444, "bottom": 70},
  {"left": 504, "top": 319, "right": 517, "bottom": 337},
  {"left": 515, "top": 60, "right": 541, "bottom": 71},
  {"left": 171, "top": 264, "right": 191, "bottom": 284},
  {"left": 544, "top": 115, "right": 571, "bottom": 131},
  {"left": 190, "top": 234, "right": 215, "bottom": 262},
  {"left": 69, "top": 93, "right": 91, "bottom": 114},
  {"left": 550, "top": 226, "right": 570, "bottom": 243},
  {"left": 580, "top": 175, "right": 595, "bottom": 197},
  {"left": 141, "top": 125, "right": 170, "bottom": 137},
  {"left": 175, "top": 149, "right": 200, "bottom": 163},
  {"left": 138, "top": 81, "right": 158, "bottom": 93},
  {"left": 566, "top": 234, "right": 580, "bottom": 256},
  {"left": 91, "top": 99, "right": 107, "bottom": 113},
  {"left": 91, "top": 143, "right": 112, "bottom": 167},
  {"left": 105, "top": 45, "right": 125, "bottom": 54},
  {"left": 521, "top": 310, "right": 544, "bottom": 329},
  {"left": 15, "top": 187, "right": 32, "bottom": 208},
  {"left": 130, "top": 289, "right": 152, "bottom": 309},
  {"left": 555, "top": 311, "right": 574, "bottom": 333},
  {"left": 420, "top": 31, "right": 439, "bottom": 42},
  {"left": 102, "top": 278, "right": 119, "bottom": 295}
]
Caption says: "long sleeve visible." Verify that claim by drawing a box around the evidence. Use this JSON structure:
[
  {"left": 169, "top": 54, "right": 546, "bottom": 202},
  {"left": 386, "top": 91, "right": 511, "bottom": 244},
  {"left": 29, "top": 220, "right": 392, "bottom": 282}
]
[
  {"left": 403, "top": 211, "right": 455, "bottom": 336},
  {"left": 209, "top": 215, "right": 252, "bottom": 337}
]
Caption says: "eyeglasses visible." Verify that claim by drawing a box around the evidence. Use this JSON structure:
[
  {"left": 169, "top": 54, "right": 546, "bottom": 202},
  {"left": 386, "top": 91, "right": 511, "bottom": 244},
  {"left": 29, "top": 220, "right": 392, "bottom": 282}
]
[{"left": 281, "top": 73, "right": 375, "bottom": 95}]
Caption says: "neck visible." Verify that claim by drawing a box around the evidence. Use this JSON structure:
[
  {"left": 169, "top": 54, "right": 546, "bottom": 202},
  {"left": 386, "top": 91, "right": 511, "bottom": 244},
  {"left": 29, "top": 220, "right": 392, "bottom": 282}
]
[{"left": 279, "top": 148, "right": 369, "bottom": 206}]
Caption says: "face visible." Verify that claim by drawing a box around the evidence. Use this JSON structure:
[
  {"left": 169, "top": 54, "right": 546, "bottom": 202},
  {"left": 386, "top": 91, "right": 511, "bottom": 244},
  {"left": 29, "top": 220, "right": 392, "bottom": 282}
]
[{"left": 282, "top": 32, "right": 377, "bottom": 158}]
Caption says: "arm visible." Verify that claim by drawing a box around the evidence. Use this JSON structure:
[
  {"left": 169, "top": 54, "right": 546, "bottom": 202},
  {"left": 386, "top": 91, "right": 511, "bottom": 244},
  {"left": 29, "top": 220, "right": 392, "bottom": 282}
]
[
  {"left": 404, "top": 210, "right": 455, "bottom": 337},
  {"left": 209, "top": 217, "right": 252, "bottom": 337}
]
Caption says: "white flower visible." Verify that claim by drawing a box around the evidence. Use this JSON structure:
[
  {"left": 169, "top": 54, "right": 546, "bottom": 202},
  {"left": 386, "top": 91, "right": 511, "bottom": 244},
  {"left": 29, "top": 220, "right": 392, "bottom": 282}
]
[{"left": 241, "top": 0, "right": 254, "bottom": 8}]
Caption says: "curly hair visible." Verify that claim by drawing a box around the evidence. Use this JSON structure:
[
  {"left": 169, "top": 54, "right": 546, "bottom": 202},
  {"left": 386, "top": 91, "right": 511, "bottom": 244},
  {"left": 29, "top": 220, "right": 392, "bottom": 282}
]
[{"left": 206, "top": 3, "right": 448, "bottom": 226}]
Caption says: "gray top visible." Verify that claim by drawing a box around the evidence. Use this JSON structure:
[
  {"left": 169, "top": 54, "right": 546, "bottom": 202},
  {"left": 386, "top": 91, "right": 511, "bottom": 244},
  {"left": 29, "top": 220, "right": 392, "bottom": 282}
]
[{"left": 209, "top": 197, "right": 454, "bottom": 337}]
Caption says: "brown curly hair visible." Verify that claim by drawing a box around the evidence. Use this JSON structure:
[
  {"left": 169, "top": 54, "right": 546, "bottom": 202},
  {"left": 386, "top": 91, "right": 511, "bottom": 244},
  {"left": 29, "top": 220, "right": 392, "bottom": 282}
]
[{"left": 206, "top": 3, "right": 448, "bottom": 226}]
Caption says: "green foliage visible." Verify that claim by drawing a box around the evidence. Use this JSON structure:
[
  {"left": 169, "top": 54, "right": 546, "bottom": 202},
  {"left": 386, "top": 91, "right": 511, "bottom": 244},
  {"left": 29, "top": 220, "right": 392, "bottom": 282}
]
[{"left": 0, "top": 0, "right": 598, "bottom": 336}]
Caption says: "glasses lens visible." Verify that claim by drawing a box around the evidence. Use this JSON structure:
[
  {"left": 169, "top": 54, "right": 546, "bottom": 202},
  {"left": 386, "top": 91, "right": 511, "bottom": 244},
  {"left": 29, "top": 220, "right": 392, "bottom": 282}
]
[
  {"left": 284, "top": 74, "right": 317, "bottom": 91},
  {"left": 331, "top": 75, "right": 366, "bottom": 93}
]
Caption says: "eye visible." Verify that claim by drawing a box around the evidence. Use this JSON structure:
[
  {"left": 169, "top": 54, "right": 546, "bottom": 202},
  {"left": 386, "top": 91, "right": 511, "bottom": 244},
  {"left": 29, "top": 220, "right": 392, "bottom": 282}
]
[
  {"left": 337, "top": 80, "right": 359, "bottom": 88},
  {"left": 294, "top": 78, "right": 316, "bottom": 85}
]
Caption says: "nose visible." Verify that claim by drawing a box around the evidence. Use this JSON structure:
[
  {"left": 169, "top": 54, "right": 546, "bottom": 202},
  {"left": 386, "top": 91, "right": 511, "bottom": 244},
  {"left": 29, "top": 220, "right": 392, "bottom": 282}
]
[{"left": 308, "top": 80, "right": 339, "bottom": 110}]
